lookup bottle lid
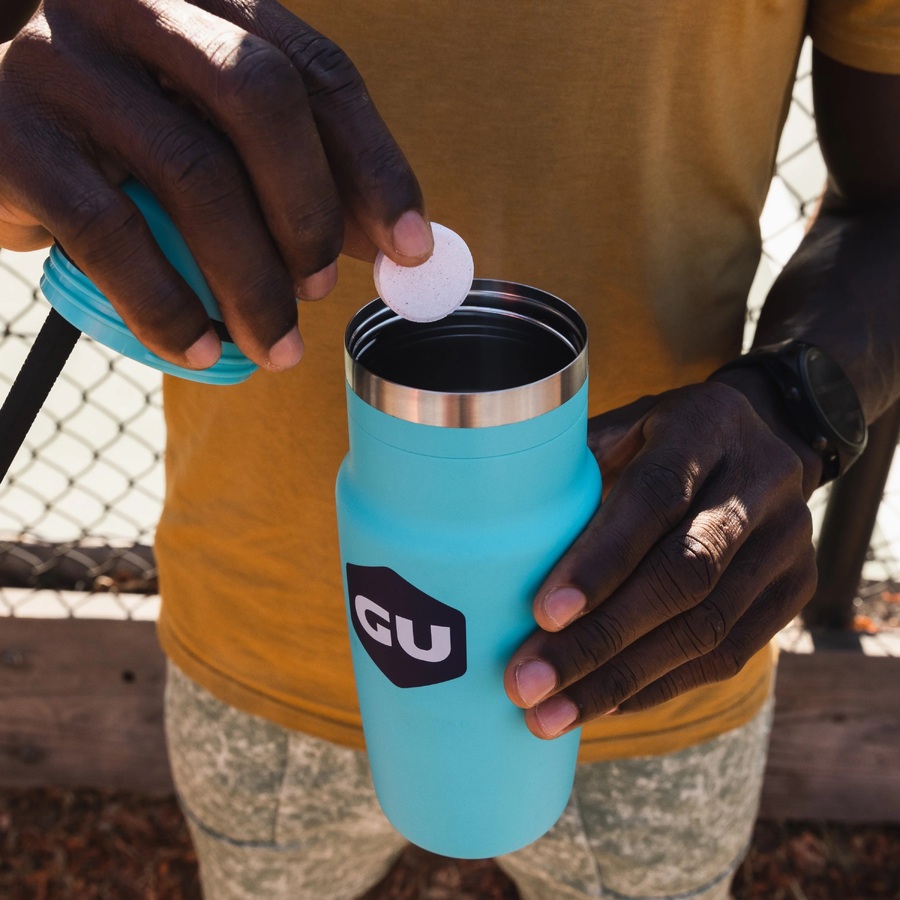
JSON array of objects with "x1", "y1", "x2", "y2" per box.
[
  {"x1": 40, "y1": 179, "x2": 257, "y2": 385},
  {"x1": 373, "y1": 223, "x2": 473, "y2": 323}
]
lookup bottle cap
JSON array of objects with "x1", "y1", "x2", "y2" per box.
[
  {"x1": 373, "y1": 223, "x2": 473, "y2": 323},
  {"x1": 40, "y1": 179, "x2": 258, "y2": 385}
]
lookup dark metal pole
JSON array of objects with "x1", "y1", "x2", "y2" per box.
[
  {"x1": 0, "y1": 309, "x2": 81, "y2": 483},
  {"x1": 804, "y1": 399, "x2": 900, "y2": 630}
]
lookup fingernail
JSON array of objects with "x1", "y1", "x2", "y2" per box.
[
  {"x1": 298, "y1": 262, "x2": 338, "y2": 301},
  {"x1": 184, "y1": 331, "x2": 221, "y2": 369},
  {"x1": 535, "y1": 696, "x2": 579, "y2": 737},
  {"x1": 391, "y1": 210, "x2": 433, "y2": 259},
  {"x1": 266, "y1": 328, "x2": 304, "y2": 370},
  {"x1": 542, "y1": 587, "x2": 586, "y2": 629},
  {"x1": 515, "y1": 659, "x2": 558, "y2": 707}
]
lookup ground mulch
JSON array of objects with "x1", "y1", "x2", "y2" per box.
[{"x1": 1, "y1": 788, "x2": 899, "y2": 899}]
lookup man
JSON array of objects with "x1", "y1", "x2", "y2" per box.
[{"x1": 1, "y1": 1, "x2": 898, "y2": 897}]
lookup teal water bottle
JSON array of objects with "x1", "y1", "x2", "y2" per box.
[{"x1": 336, "y1": 281, "x2": 601, "y2": 858}]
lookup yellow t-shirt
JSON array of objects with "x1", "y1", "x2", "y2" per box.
[{"x1": 155, "y1": 1, "x2": 900, "y2": 761}]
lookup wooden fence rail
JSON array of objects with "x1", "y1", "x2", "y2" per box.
[{"x1": 2, "y1": 615, "x2": 899, "y2": 822}]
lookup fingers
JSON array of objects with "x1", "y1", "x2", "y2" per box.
[
  {"x1": 0, "y1": 25, "x2": 217, "y2": 365},
  {"x1": 40, "y1": 160, "x2": 219, "y2": 368},
  {"x1": 0, "y1": 0, "x2": 432, "y2": 370},
  {"x1": 509, "y1": 527, "x2": 814, "y2": 739},
  {"x1": 505, "y1": 491, "x2": 773, "y2": 712},
  {"x1": 504, "y1": 383, "x2": 818, "y2": 739},
  {"x1": 66, "y1": 54, "x2": 303, "y2": 368},
  {"x1": 617, "y1": 544, "x2": 817, "y2": 713},
  {"x1": 1, "y1": 10, "x2": 302, "y2": 368},
  {"x1": 541, "y1": 489, "x2": 757, "y2": 673},
  {"x1": 198, "y1": 0, "x2": 433, "y2": 266},
  {"x1": 532, "y1": 397, "x2": 727, "y2": 633},
  {"x1": 111, "y1": 3, "x2": 343, "y2": 299}
]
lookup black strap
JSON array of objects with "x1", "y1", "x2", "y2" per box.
[{"x1": 0, "y1": 309, "x2": 81, "y2": 483}]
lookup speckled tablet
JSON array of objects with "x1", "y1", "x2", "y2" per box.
[{"x1": 373, "y1": 223, "x2": 474, "y2": 323}]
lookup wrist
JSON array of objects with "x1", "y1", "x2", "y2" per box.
[{"x1": 709, "y1": 340, "x2": 868, "y2": 494}]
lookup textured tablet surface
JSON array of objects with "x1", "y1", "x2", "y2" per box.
[{"x1": 373, "y1": 223, "x2": 474, "y2": 323}]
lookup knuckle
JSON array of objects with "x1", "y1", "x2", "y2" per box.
[
  {"x1": 151, "y1": 126, "x2": 242, "y2": 202},
  {"x1": 594, "y1": 523, "x2": 640, "y2": 586},
  {"x1": 292, "y1": 34, "x2": 365, "y2": 102},
  {"x1": 600, "y1": 660, "x2": 643, "y2": 705},
  {"x1": 645, "y1": 533, "x2": 721, "y2": 615},
  {"x1": 2, "y1": 26, "x2": 65, "y2": 109},
  {"x1": 632, "y1": 451, "x2": 695, "y2": 528},
  {"x1": 289, "y1": 196, "x2": 344, "y2": 274},
  {"x1": 653, "y1": 678, "x2": 685, "y2": 703},
  {"x1": 762, "y1": 498, "x2": 815, "y2": 574},
  {"x1": 753, "y1": 432, "x2": 806, "y2": 493},
  {"x1": 704, "y1": 642, "x2": 748, "y2": 682},
  {"x1": 230, "y1": 270, "x2": 296, "y2": 331},
  {"x1": 693, "y1": 382, "x2": 745, "y2": 430},
  {"x1": 59, "y1": 191, "x2": 143, "y2": 267},
  {"x1": 662, "y1": 383, "x2": 743, "y2": 445},
  {"x1": 647, "y1": 677, "x2": 681, "y2": 705},
  {"x1": 55, "y1": 192, "x2": 203, "y2": 350},
  {"x1": 666, "y1": 532, "x2": 723, "y2": 599},
  {"x1": 354, "y1": 140, "x2": 417, "y2": 198},
  {"x1": 4, "y1": 22, "x2": 47, "y2": 62},
  {"x1": 246, "y1": 265, "x2": 295, "y2": 307},
  {"x1": 702, "y1": 379, "x2": 741, "y2": 406},
  {"x1": 678, "y1": 600, "x2": 731, "y2": 656},
  {"x1": 120, "y1": 282, "x2": 187, "y2": 340},
  {"x1": 632, "y1": 672, "x2": 687, "y2": 708},
  {"x1": 567, "y1": 614, "x2": 628, "y2": 673},
  {"x1": 218, "y1": 43, "x2": 302, "y2": 120}
]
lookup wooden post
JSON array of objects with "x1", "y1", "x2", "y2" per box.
[
  {"x1": 0, "y1": 615, "x2": 172, "y2": 792},
  {"x1": 805, "y1": 400, "x2": 900, "y2": 630}
]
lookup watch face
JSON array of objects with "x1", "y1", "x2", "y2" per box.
[{"x1": 803, "y1": 348, "x2": 867, "y2": 447}]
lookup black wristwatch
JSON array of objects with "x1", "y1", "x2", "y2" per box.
[{"x1": 711, "y1": 340, "x2": 868, "y2": 486}]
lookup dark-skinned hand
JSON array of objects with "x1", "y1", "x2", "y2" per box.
[
  {"x1": 505, "y1": 371, "x2": 821, "y2": 738},
  {"x1": 0, "y1": 0, "x2": 432, "y2": 371}
]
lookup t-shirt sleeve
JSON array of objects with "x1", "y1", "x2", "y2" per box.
[{"x1": 809, "y1": 0, "x2": 900, "y2": 74}]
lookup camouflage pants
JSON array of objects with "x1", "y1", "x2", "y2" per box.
[{"x1": 165, "y1": 662, "x2": 773, "y2": 900}]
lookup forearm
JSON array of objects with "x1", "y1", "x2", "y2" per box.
[
  {"x1": 753, "y1": 190, "x2": 900, "y2": 423},
  {"x1": 0, "y1": 0, "x2": 39, "y2": 41}
]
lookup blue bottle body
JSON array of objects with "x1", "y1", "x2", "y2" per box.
[{"x1": 336, "y1": 381, "x2": 601, "y2": 858}]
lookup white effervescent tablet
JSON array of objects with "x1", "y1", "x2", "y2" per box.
[{"x1": 373, "y1": 223, "x2": 474, "y2": 323}]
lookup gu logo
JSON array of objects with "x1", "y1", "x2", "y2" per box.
[{"x1": 346, "y1": 564, "x2": 467, "y2": 688}]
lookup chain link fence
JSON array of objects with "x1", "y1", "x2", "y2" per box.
[
  {"x1": 0, "y1": 248, "x2": 163, "y2": 620},
  {"x1": 1, "y1": 42, "x2": 898, "y2": 624}
]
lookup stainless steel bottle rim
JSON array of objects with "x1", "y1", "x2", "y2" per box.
[{"x1": 345, "y1": 279, "x2": 588, "y2": 428}]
